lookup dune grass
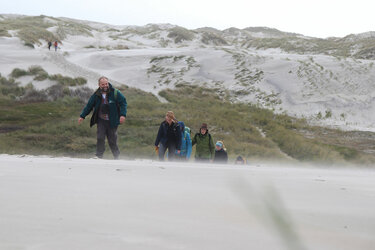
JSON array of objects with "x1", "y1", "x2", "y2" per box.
[
  {"x1": 167, "y1": 27, "x2": 196, "y2": 43},
  {"x1": 0, "y1": 15, "x2": 93, "y2": 46},
  {"x1": 11, "y1": 66, "x2": 87, "y2": 86},
  {"x1": 0, "y1": 69, "x2": 374, "y2": 164}
]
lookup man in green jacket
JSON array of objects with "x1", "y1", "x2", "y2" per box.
[
  {"x1": 78, "y1": 76, "x2": 127, "y2": 159},
  {"x1": 192, "y1": 123, "x2": 215, "y2": 162}
]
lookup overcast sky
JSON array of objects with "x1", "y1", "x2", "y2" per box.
[{"x1": 2, "y1": 0, "x2": 374, "y2": 38}]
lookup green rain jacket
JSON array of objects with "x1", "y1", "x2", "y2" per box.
[
  {"x1": 80, "y1": 83, "x2": 127, "y2": 128},
  {"x1": 192, "y1": 132, "x2": 215, "y2": 160}
]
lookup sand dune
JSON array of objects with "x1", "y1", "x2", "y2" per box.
[{"x1": 2, "y1": 31, "x2": 375, "y2": 131}]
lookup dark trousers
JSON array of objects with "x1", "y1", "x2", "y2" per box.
[
  {"x1": 158, "y1": 143, "x2": 176, "y2": 161},
  {"x1": 96, "y1": 119, "x2": 120, "y2": 159}
]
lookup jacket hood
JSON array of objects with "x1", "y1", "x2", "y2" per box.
[{"x1": 178, "y1": 121, "x2": 185, "y2": 131}]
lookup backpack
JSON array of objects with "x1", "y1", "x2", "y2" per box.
[
  {"x1": 113, "y1": 88, "x2": 121, "y2": 114},
  {"x1": 184, "y1": 126, "x2": 191, "y2": 140},
  {"x1": 114, "y1": 88, "x2": 119, "y2": 101}
]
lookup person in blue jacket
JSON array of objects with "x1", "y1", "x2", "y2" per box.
[
  {"x1": 155, "y1": 111, "x2": 181, "y2": 161},
  {"x1": 78, "y1": 76, "x2": 127, "y2": 159},
  {"x1": 175, "y1": 121, "x2": 192, "y2": 161}
]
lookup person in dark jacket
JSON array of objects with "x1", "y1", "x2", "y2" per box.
[
  {"x1": 155, "y1": 111, "x2": 181, "y2": 161},
  {"x1": 213, "y1": 141, "x2": 228, "y2": 164},
  {"x1": 78, "y1": 76, "x2": 127, "y2": 159},
  {"x1": 192, "y1": 123, "x2": 215, "y2": 162}
]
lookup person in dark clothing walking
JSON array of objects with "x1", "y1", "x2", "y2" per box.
[
  {"x1": 192, "y1": 123, "x2": 215, "y2": 162},
  {"x1": 78, "y1": 76, "x2": 127, "y2": 159},
  {"x1": 155, "y1": 111, "x2": 181, "y2": 161},
  {"x1": 48, "y1": 41, "x2": 52, "y2": 50},
  {"x1": 213, "y1": 141, "x2": 228, "y2": 164}
]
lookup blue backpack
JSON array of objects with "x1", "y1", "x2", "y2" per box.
[{"x1": 184, "y1": 126, "x2": 191, "y2": 140}]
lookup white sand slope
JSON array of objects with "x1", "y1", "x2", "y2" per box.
[
  {"x1": 2, "y1": 14, "x2": 375, "y2": 131},
  {"x1": 0, "y1": 154, "x2": 374, "y2": 250},
  {"x1": 2, "y1": 31, "x2": 375, "y2": 131}
]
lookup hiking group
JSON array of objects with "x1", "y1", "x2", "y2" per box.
[
  {"x1": 78, "y1": 76, "x2": 243, "y2": 164},
  {"x1": 153, "y1": 111, "x2": 228, "y2": 163}
]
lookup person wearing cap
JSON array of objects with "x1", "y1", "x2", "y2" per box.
[
  {"x1": 155, "y1": 111, "x2": 181, "y2": 161},
  {"x1": 213, "y1": 141, "x2": 228, "y2": 164},
  {"x1": 192, "y1": 123, "x2": 215, "y2": 162}
]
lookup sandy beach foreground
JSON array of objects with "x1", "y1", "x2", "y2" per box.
[{"x1": 0, "y1": 154, "x2": 374, "y2": 250}]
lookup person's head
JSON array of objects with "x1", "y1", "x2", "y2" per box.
[
  {"x1": 178, "y1": 121, "x2": 185, "y2": 132},
  {"x1": 200, "y1": 123, "x2": 208, "y2": 135},
  {"x1": 235, "y1": 155, "x2": 245, "y2": 164},
  {"x1": 165, "y1": 111, "x2": 176, "y2": 125},
  {"x1": 215, "y1": 141, "x2": 224, "y2": 151},
  {"x1": 98, "y1": 76, "x2": 109, "y2": 93}
]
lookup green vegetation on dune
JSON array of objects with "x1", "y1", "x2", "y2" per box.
[
  {"x1": 1, "y1": 67, "x2": 375, "y2": 165},
  {"x1": 167, "y1": 27, "x2": 195, "y2": 43},
  {"x1": 201, "y1": 32, "x2": 228, "y2": 46},
  {"x1": 0, "y1": 15, "x2": 59, "y2": 45},
  {"x1": 242, "y1": 36, "x2": 375, "y2": 59},
  {"x1": 10, "y1": 66, "x2": 87, "y2": 87},
  {"x1": 0, "y1": 15, "x2": 93, "y2": 46},
  {"x1": 0, "y1": 28, "x2": 11, "y2": 37},
  {"x1": 1, "y1": 14, "x2": 375, "y2": 60}
]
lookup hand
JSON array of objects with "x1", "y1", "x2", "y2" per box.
[
  {"x1": 155, "y1": 146, "x2": 159, "y2": 152},
  {"x1": 78, "y1": 117, "x2": 84, "y2": 125},
  {"x1": 120, "y1": 116, "x2": 126, "y2": 124}
]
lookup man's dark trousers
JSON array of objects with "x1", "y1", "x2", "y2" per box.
[{"x1": 96, "y1": 118, "x2": 120, "y2": 159}]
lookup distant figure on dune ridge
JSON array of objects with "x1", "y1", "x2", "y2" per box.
[
  {"x1": 155, "y1": 111, "x2": 181, "y2": 161},
  {"x1": 54, "y1": 41, "x2": 58, "y2": 51},
  {"x1": 78, "y1": 76, "x2": 127, "y2": 159}
]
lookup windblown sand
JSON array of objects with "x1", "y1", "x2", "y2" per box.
[{"x1": 0, "y1": 155, "x2": 374, "y2": 250}]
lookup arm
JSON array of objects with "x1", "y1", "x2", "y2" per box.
[
  {"x1": 209, "y1": 134, "x2": 215, "y2": 160},
  {"x1": 155, "y1": 123, "x2": 163, "y2": 147},
  {"x1": 117, "y1": 91, "x2": 127, "y2": 117},
  {"x1": 186, "y1": 133, "x2": 192, "y2": 159},
  {"x1": 78, "y1": 94, "x2": 96, "y2": 123},
  {"x1": 192, "y1": 133, "x2": 197, "y2": 146},
  {"x1": 117, "y1": 91, "x2": 127, "y2": 124}
]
